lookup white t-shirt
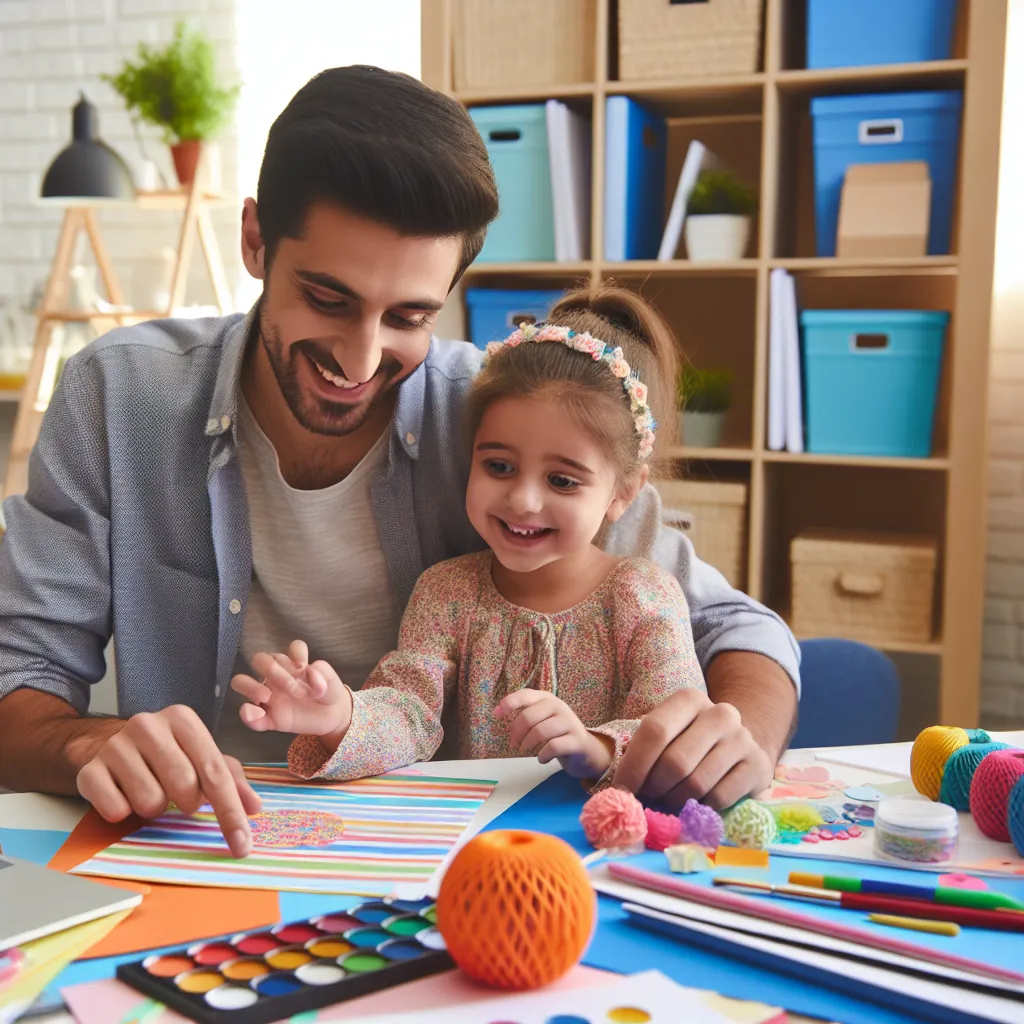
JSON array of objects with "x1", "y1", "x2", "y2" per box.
[{"x1": 215, "y1": 397, "x2": 401, "y2": 762}]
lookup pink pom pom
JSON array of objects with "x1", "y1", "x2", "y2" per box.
[
  {"x1": 580, "y1": 788, "x2": 647, "y2": 851},
  {"x1": 644, "y1": 808, "x2": 682, "y2": 851},
  {"x1": 678, "y1": 798, "x2": 724, "y2": 849}
]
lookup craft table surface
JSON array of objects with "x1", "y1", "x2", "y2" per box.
[{"x1": 3, "y1": 739, "x2": 1023, "y2": 1024}]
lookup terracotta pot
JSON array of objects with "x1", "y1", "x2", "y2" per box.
[{"x1": 170, "y1": 140, "x2": 202, "y2": 186}]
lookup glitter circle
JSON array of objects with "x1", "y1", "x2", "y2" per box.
[{"x1": 248, "y1": 810, "x2": 345, "y2": 848}]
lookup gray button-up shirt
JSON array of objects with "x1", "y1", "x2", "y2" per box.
[{"x1": 0, "y1": 310, "x2": 800, "y2": 731}]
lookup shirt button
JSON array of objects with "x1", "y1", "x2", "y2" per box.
[
  {"x1": 220, "y1": 414, "x2": 231, "y2": 431},
  {"x1": 228, "y1": 598, "x2": 242, "y2": 614},
  {"x1": 205, "y1": 418, "x2": 218, "y2": 434},
  {"x1": 405, "y1": 432, "x2": 416, "y2": 446},
  {"x1": 214, "y1": 684, "x2": 221, "y2": 698}
]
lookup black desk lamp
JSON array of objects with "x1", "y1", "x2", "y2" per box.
[{"x1": 40, "y1": 93, "x2": 135, "y2": 202}]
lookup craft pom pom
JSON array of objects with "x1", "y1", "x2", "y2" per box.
[
  {"x1": 579, "y1": 788, "x2": 647, "y2": 852},
  {"x1": 969, "y1": 749, "x2": 1024, "y2": 842},
  {"x1": 722, "y1": 799, "x2": 778, "y2": 849},
  {"x1": 771, "y1": 803, "x2": 824, "y2": 835},
  {"x1": 436, "y1": 830, "x2": 595, "y2": 990},
  {"x1": 678, "y1": 798, "x2": 724, "y2": 849},
  {"x1": 643, "y1": 808, "x2": 682, "y2": 851}
]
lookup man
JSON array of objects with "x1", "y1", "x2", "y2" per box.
[{"x1": 0, "y1": 67, "x2": 798, "y2": 858}]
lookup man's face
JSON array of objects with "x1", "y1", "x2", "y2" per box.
[{"x1": 252, "y1": 202, "x2": 462, "y2": 436}]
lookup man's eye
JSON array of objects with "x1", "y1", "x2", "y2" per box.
[
  {"x1": 305, "y1": 291, "x2": 346, "y2": 312},
  {"x1": 389, "y1": 313, "x2": 430, "y2": 330}
]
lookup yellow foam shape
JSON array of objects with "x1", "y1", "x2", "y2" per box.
[{"x1": 714, "y1": 846, "x2": 770, "y2": 869}]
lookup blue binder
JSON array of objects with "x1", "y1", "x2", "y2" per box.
[{"x1": 604, "y1": 96, "x2": 667, "y2": 261}]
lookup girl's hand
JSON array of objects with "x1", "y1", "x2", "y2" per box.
[
  {"x1": 230, "y1": 640, "x2": 352, "y2": 742},
  {"x1": 494, "y1": 689, "x2": 614, "y2": 780}
]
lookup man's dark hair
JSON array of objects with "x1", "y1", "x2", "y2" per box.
[{"x1": 257, "y1": 65, "x2": 499, "y2": 283}]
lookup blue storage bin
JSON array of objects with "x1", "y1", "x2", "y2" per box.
[
  {"x1": 807, "y1": 0, "x2": 958, "y2": 69},
  {"x1": 801, "y1": 310, "x2": 949, "y2": 458},
  {"x1": 470, "y1": 105, "x2": 555, "y2": 262},
  {"x1": 465, "y1": 288, "x2": 566, "y2": 349},
  {"x1": 811, "y1": 90, "x2": 962, "y2": 257}
]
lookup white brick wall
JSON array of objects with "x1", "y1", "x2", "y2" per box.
[{"x1": 0, "y1": 0, "x2": 243, "y2": 321}]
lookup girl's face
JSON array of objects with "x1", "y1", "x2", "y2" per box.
[{"x1": 466, "y1": 396, "x2": 641, "y2": 575}]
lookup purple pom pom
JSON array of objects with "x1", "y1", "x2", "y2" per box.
[{"x1": 678, "y1": 798, "x2": 724, "y2": 849}]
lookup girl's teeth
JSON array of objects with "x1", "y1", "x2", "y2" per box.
[{"x1": 507, "y1": 524, "x2": 543, "y2": 536}]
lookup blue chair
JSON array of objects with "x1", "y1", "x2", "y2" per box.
[{"x1": 789, "y1": 638, "x2": 901, "y2": 748}]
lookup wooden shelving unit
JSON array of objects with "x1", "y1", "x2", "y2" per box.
[{"x1": 424, "y1": 0, "x2": 1006, "y2": 725}]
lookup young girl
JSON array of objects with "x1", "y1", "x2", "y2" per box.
[{"x1": 230, "y1": 286, "x2": 706, "y2": 787}]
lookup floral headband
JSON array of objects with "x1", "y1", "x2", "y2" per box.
[{"x1": 484, "y1": 322, "x2": 657, "y2": 461}]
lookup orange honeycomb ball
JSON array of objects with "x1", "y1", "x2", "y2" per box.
[{"x1": 436, "y1": 829, "x2": 596, "y2": 989}]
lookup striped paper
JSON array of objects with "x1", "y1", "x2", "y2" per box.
[{"x1": 70, "y1": 768, "x2": 497, "y2": 897}]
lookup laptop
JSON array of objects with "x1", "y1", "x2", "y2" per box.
[{"x1": 0, "y1": 853, "x2": 142, "y2": 951}]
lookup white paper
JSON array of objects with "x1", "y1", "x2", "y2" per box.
[
  {"x1": 658, "y1": 139, "x2": 711, "y2": 261},
  {"x1": 620, "y1": 904, "x2": 1024, "y2": 1024},
  {"x1": 814, "y1": 742, "x2": 914, "y2": 778},
  {"x1": 342, "y1": 969, "x2": 733, "y2": 1024},
  {"x1": 546, "y1": 101, "x2": 591, "y2": 263},
  {"x1": 767, "y1": 268, "x2": 787, "y2": 450},
  {"x1": 781, "y1": 271, "x2": 803, "y2": 453},
  {"x1": 590, "y1": 867, "x2": 1024, "y2": 997}
]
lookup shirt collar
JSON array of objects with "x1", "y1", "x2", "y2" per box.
[{"x1": 203, "y1": 306, "x2": 431, "y2": 462}]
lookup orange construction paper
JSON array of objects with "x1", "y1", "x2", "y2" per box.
[
  {"x1": 48, "y1": 808, "x2": 279, "y2": 959},
  {"x1": 713, "y1": 846, "x2": 771, "y2": 870}
]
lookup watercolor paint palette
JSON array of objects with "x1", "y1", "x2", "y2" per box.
[{"x1": 115, "y1": 897, "x2": 452, "y2": 1024}]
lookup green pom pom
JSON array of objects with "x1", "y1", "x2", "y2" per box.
[
  {"x1": 771, "y1": 802, "x2": 824, "y2": 834},
  {"x1": 722, "y1": 799, "x2": 777, "y2": 849}
]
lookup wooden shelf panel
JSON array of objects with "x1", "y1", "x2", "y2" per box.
[
  {"x1": 603, "y1": 259, "x2": 759, "y2": 277},
  {"x1": 763, "y1": 451, "x2": 950, "y2": 471},
  {"x1": 463, "y1": 261, "x2": 595, "y2": 277},
  {"x1": 42, "y1": 310, "x2": 169, "y2": 323},
  {"x1": 607, "y1": 75, "x2": 765, "y2": 115},
  {"x1": 771, "y1": 256, "x2": 959, "y2": 276},
  {"x1": 666, "y1": 445, "x2": 755, "y2": 462},
  {"x1": 791, "y1": 626, "x2": 944, "y2": 657},
  {"x1": 775, "y1": 59, "x2": 968, "y2": 95},
  {"x1": 455, "y1": 83, "x2": 596, "y2": 105}
]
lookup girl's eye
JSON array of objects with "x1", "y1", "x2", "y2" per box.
[
  {"x1": 549, "y1": 474, "x2": 580, "y2": 492},
  {"x1": 484, "y1": 459, "x2": 514, "y2": 476}
]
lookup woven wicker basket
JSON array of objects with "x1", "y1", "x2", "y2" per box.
[
  {"x1": 453, "y1": 0, "x2": 595, "y2": 92},
  {"x1": 618, "y1": 0, "x2": 764, "y2": 81},
  {"x1": 656, "y1": 478, "x2": 748, "y2": 588},
  {"x1": 790, "y1": 530, "x2": 938, "y2": 645}
]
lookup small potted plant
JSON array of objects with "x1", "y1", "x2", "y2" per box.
[
  {"x1": 685, "y1": 169, "x2": 757, "y2": 262},
  {"x1": 678, "y1": 365, "x2": 733, "y2": 448},
  {"x1": 103, "y1": 21, "x2": 239, "y2": 187}
]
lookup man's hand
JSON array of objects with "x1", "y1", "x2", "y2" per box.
[
  {"x1": 612, "y1": 689, "x2": 773, "y2": 809},
  {"x1": 494, "y1": 689, "x2": 613, "y2": 780},
  {"x1": 75, "y1": 704, "x2": 262, "y2": 858},
  {"x1": 230, "y1": 640, "x2": 353, "y2": 743}
]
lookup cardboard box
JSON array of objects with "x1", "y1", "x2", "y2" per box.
[{"x1": 836, "y1": 161, "x2": 931, "y2": 258}]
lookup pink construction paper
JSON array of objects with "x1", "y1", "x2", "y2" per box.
[{"x1": 61, "y1": 966, "x2": 615, "y2": 1024}]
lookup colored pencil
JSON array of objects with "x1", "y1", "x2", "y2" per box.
[
  {"x1": 606, "y1": 862, "x2": 1024, "y2": 985},
  {"x1": 868, "y1": 914, "x2": 961, "y2": 937},
  {"x1": 714, "y1": 877, "x2": 1024, "y2": 932},
  {"x1": 790, "y1": 870, "x2": 1024, "y2": 912}
]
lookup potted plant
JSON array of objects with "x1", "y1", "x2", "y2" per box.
[
  {"x1": 685, "y1": 169, "x2": 757, "y2": 261},
  {"x1": 677, "y1": 365, "x2": 733, "y2": 448},
  {"x1": 103, "y1": 22, "x2": 239, "y2": 187}
]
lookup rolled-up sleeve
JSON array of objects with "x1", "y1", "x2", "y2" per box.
[{"x1": 0, "y1": 355, "x2": 112, "y2": 711}]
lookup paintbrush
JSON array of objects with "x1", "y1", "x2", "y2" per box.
[{"x1": 712, "y1": 877, "x2": 1024, "y2": 932}]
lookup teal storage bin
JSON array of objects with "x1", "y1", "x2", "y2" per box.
[
  {"x1": 811, "y1": 90, "x2": 962, "y2": 256},
  {"x1": 801, "y1": 310, "x2": 949, "y2": 458},
  {"x1": 807, "y1": 0, "x2": 958, "y2": 69},
  {"x1": 470, "y1": 105, "x2": 554, "y2": 262},
  {"x1": 465, "y1": 288, "x2": 565, "y2": 349}
]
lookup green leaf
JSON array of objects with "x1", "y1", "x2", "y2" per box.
[
  {"x1": 686, "y1": 168, "x2": 758, "y2": 217},
  {"x1": 677, "y1": 364, "x2": 733, "y2": 412},
  {"x1": 101, "y1": 21, "x2": 239, "y2": 143}
]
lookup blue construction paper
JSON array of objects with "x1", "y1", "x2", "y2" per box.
[
  {"x1": 483, "y1": 771, "x2": 1024, "y2": 1024},
  {"x1": 0, "y1": 826, "x2": 70, "y2": 865}
]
